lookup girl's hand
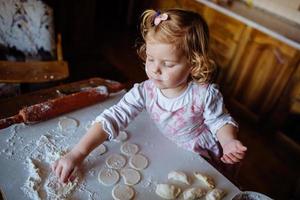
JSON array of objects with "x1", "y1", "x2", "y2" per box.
[
  {"x1": 220, "y1": 139, "x2": 247, "y2": 164},
  {"x1": 52, "y1": 149, "x2": 85, "y2": 183}
]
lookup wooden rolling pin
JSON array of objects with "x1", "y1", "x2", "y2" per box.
[{"x1": 0, "y1": 84, "x2": 124, "y2": 130}]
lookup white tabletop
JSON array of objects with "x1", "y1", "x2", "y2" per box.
[{"x1": 0, "y1": 92, "x2": 240, "y2": 199}]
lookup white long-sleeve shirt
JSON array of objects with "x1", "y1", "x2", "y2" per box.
[{"x1": 94, "y1": 80, "x2": 238, "y2": 155}]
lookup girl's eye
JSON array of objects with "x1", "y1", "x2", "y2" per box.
[
  {"x1": 164, "y1": 63, "x2": 175, "y2": 68},
  {"x1": 147, "y1": 58, "x2": 154, "y2": 62}
]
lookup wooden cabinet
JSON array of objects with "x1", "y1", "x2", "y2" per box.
[
  {"x1": 228, "y1": 29, "x2": 300, "y2": 120},
  {"x1": 151, "y1": 0, "x2": 180, "y2": 9},
  {"x1": 149, "y1": 0, "x2": 300, "y2": 123}
]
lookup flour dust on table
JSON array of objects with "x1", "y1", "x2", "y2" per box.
[{"x1": 21, "y1": 135, "x2": 81, "y2": 200}]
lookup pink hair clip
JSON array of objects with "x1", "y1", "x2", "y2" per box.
[{"x1": 154, "y1": 13, "x2": 168, "y2": 26}]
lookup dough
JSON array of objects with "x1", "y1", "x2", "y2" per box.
[
  {"x1": 155, "y1": 183, "x2": 181, "y2": 199},
  {"x1": 58, "y1": 117, "x2": 78, "y2": 132},
  {"x1": 120, "y1": 142, "x2": 139, "y2": 156},
  {"x1": 114, "y1": 131, "x2": 128, "y2": 142},
  {"x1": 106, "y1": 154, "x2": 126, "y2": 169},
  {"x1": 168, "y1": 171, "x2": 190, "y2": 185},
  {"x1": 98, "y1": 168, "x2": 120, "y2": 186},
  {"x1": 94, "y1": 144, "x2": 107, "y2": 155},
  {"x1": 194, "y1": 172, "x2": 215, "y2": 189},
  {"x1": 206, "y1": 188, "x2": 226, "y2": 200},
  {"x1": 120, "y1": 168, "x2": 141, "y2": 185},
  {"x1": 183, "y1": 187, "x2": 206, "y2": 200},
  {"x1": 129, "y1": 154, "x2": 148, "y2": 170},
  {"x1": 112, "y1": 184, "x2": 135, "y2": 200}
]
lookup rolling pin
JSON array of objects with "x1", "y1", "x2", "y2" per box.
[{"x1": 0, "y1": 85, "x2": 122, "y2": 130}]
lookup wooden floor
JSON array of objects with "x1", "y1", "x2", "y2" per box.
[{"x1": 84, "y1": 29, "x2": 300, "y2": 200}]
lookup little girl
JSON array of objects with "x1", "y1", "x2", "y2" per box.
[{"x1": 53, "y1": 8, "x2": 247, "y2": 183}]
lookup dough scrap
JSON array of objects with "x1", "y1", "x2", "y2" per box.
[
  {"x1": 194, "y1": 172, "x2": 215, "y2": 189},
  {"x1": 183, "y1": 187, "x2": 206, "y2": 200},
  {"x1": 114, "y1": 131, "x2": 128, "y2": 142},
  {"x1": 120, "y1": 142, "x2": 139, "y2": 156},
  {"x1": 95, "y1": 144, "x2": 107, "y2": 155},
  {"x1": 98, "y1": 168, "x2": 120, "y2": 186},
  {"x1": 106, "y1": 154, "x2": 126, "y2": 169},
  {"x1": 112, "y1": 184, "x2": 135, "y2": 200},
  {"x1": 168, "y1": 171, "x2": 190, "y2": 185},
  {"x1": 120, "y1": 168, "x2": 141, "y2": 186},
  {"x1": 129, "y1": 154, "x2": 148, "y2": 170},
  {"x1": 206, "y1": 188, "x2": 226, "y2": 200},
  {"x1": 155, "y1": 183, "x2": 181, "y2": 199},
  {"x1": 58, "y1": 117, "x2": 78, "y2": 132}
]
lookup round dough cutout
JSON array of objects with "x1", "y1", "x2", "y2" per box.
[
  {"x1": 98, "y1": 168, "x2": 120, "y2": 186},
  {"x1": 112, "y1": 184, "x2": 135, "y2": 200},
  {"x1": 120, "y1": 168, "x2": 141, "y2": 185},
  {"x1": 114, "y1": 131, "x2": 128, "y2": 142},
  {"x1": 120, "y1": 142, "x2": 139, "y2": 156},
  {"x1": 129, "y1": 154, "x2": 148, "y2": 170},
  {"x1": 106, "y1": 154, "x2": 126, "y2": 169}
]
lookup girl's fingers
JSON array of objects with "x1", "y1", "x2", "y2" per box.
[
  {"x1": 221, "y1": 157, "x2": 226, "y2": 163},
  {"x1": 227, "y1": 153, "x2": 240, "y2": 163},
  {"x1": 232, "y1": 151, "x2": 245, "y2": 160},
  {"x1": 237, "y1": 143, "x2": 247, "y2": 152},
  {"x1": 223, "y1": 154, "x2": 234, "y2": 164},
  {"x1": 61, "y1": 167, "x2": 72, "y2": 183},
  {"x1": 68, "y1": 167, "x2": 77, "y2": 182},
  {"x1": 55, "y1": 165, "x2": 63, "y2": 179},
  {"x1": 52, "y1": 161, "x2": 58, "y2": 172}
]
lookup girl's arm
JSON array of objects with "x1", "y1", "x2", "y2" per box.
[
  {"x1": 216, "y1": 124, "x2": 247, "y2": 164},
  {"x1": 52, "y1": 122, "x2": 108, "y2": 183},
  {"x1": 216, "y1": 124, "x2": 237, "y2": 147}
]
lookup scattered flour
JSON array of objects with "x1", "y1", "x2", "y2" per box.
[
  {"x1": 22, "y1": 158, "x2": 42, "y2": 200},
  {"x1": 22, "y1": 135, "x2": 80, "y2": 200}
]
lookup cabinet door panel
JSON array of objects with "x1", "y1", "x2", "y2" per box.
[{"x1": 231, "y1": 30, "x2": 298, "y2": 118}]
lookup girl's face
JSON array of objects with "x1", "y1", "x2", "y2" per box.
[{"x1": 145, "y1": 41, "x2": 191, "y2": 97}]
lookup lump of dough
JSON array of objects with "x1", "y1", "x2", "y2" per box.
[
  {"x1": 167, "y1": 171, "x2": 190, "y2": 185},
  {"x1": 120, "y1": 142, "x2": 139, "y2": 156},
  {"x1": 206, "y1": 188, "x2": 226, "y2": 200},
  {"x1": 183, "y1": 187, "x2": 206, "y2": 200},
  {"x1": 120, "y1": 168, "x2": 141, "y2": 186},
  {"x1": 155, "y1": 183, "x2": 181, "y2": 199},
  {"x1": 98, "y1": 168, "x2": 120, "y2": 186},
  {"x1": 194, "y1": 172, "x2": 215, "y2": 189},
  {"x1": 112, "y1": 184, "x2": 135, "y2": 200}
]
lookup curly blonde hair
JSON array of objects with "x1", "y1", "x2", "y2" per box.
[{"x1": 137, "y1": 9, "x2": 215, "y2": 84}]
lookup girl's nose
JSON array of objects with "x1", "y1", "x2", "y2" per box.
[{"x1": 152, "y1": 62, "x2": 161, "y2": 74}]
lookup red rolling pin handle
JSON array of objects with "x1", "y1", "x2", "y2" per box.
[{"x1": 0, "y1": 114, "x2": 24, "y2": 129}]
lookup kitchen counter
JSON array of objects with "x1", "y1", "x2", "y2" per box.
[{"x1": 196, "y1": 0, "x2": 300, "y2": 50}]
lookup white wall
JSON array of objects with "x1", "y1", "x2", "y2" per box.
[{"x1": 241, "y1": 0, "x2": 300, "y2": 25}]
